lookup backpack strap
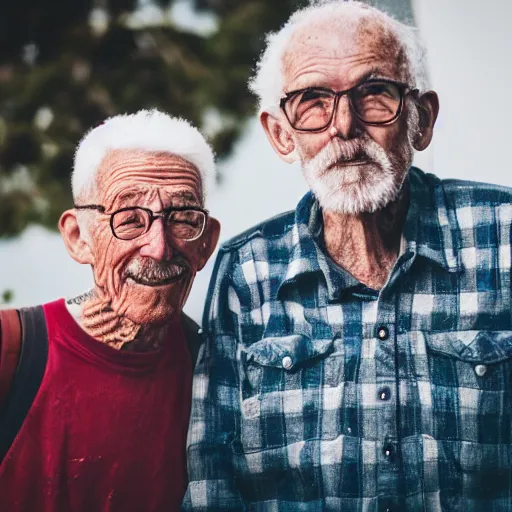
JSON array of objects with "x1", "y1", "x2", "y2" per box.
[
  {"x1": 0, "y1": 309, "x2": 22, "y2": 406},
  {"x1": 181, "y1": 312, "x2": 202, "y2": 367},
  {"x1": 0, "y1": 306, "x2": 49, "y2": 463}
]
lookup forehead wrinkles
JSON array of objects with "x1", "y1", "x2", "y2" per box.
[
  {"x1": 283, "y1": 14, "x2": 409, "y2": 85},
  {"x1": 98, "y1": 150, "x2": 198, "y2": 185},
  {"x1": 96, "y1": 149, "x2": 202, "y2": 205}
]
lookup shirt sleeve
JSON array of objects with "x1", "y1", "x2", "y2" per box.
[{"x1": 182, "y1": 247, "x2": 245, "y2": 511}]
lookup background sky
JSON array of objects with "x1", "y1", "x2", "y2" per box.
[{"x1": 1, "y1": 0, "x2": 511, "y2": 322}]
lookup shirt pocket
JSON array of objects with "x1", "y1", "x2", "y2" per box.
[
  {"x1": 414, "y1": 330, "x2": 512, "y2": 384},
  {"x1": 411, "y1": 329, "x2": 512, "y2": 444},
  {"x1": 236, "y1": 334, "x2": 335, "y2": 453},
  {"x1": 423, "y1": 330, "x2": 512, "y2": 364}
]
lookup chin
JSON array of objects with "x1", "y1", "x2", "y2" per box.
[
  {"x1": 301, "y1": 134, "x2": 413, "y2": 215},
  {"x1": 122, "y1": 281, "x2": 186, "y2": 325},
  {"x1": 308, "y1": 163, "x2": 403, "y2": 214},
  {"x1": 325, "y1": 161, "x2": 373, "y2": 183}
]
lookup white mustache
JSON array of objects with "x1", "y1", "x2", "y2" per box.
[
  {"x1": 308, "y1": 137, "x2": 372, "y2": 174},
  {"x1": 329, "y1": 138, "x2": 366, "y2": 161},
  {"x1": 125, "y1": 258, "x2": 188, "y2": 282}
]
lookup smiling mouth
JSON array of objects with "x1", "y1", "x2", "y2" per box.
[{"x1": 126, "y1": 267, "x2": 188, "y2": 287}]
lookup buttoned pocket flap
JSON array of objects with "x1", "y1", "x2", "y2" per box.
[
  {"x1": 244, "y1": 334, "x2": 333, "y2": 370},
  {"x1": 424, "y1": 330, "x2": 512, "y2": 363}
]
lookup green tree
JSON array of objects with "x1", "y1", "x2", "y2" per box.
[
  {"x1": 0, "y1": 0, "x2": 414, "y2": 238},
  {"x1": 0, "y1": 0, "x2": 305, "y2": 237},
  {"x1": 0, "y1": 289, "x2": 14, "y2": 305}
]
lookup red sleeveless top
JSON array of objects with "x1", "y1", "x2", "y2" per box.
[{"x1": 0, "y1": 299, "x2": 192, "y2": 512}]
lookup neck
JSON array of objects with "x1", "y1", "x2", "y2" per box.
[
  {"x1": 321, "y1": 182, "x2": 409, "y2": 290},
  {"x1": 66, "y1": 289, "x2": 170, "y2": 352}
]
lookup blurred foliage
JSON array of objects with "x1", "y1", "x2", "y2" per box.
[
  {"x1": 1, "y1": 289, "x2": 14, "y2": 304},
  {"x1": 0, "y1": 0, "x2": 306, "y2": 237}
]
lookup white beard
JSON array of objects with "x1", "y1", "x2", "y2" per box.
[{"x1": 299, "y1": 122, "x2": 416, "y2": 215}]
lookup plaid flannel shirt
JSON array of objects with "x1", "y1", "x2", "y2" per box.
[{"x1": 183, "y1": 167, "x2": 512, "y2": 512}]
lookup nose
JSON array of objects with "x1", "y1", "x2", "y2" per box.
[
  {"x1": 138, "y1": 217, "x2": 174, "y2": 261},
  {"x1": 329, "y1": 94, "x2": 362, "y2": 140}
]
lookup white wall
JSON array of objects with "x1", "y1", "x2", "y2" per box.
[
  {"x1": 2, "y1": 0, "x2": 511, "y2": 322},
  {"x1": 412, "y1": 0, "x2": 512, "y2": 184}
]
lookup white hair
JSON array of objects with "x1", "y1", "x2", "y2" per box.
[
  {"x1": 249, "y1": 0, "x2": 429, "y2": 112},
  {"x1": 72, "y1": 108, "x2": 215, "y2": 204}
]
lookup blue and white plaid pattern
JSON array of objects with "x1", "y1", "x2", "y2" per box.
[{"x1": 183, "y1": 168, "x2": 512, "y2": 511}]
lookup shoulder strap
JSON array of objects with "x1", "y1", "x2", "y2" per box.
[
  {"x1": 0, "y1": 309, "x2": 22, "y2": 406},
  {"x1": 0, "y1": 305, "x2": 49, "y2": 463},
  {"x1": 181, "y1": 312, "x2": 202, "y2": 367}
]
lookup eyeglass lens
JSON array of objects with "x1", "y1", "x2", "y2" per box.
[
  {"x1": 284, "y1": 81, "x2": 403, "y2": 130},
  {"x1": 111, "y1": 208, "x2": 206, "y2": 241}
]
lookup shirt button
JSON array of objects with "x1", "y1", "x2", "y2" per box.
[
  {"x1": 378, "y1": 387, "x2": 391, "y2": 401},
  {"x1": 378, "y1": 497, "x2": 395, "y2": 512},
  {"x1": 377, "y1": 326, "x2": 389, "y2": 340},
  {"x1": 383, "y1": 443, "x2": 395, "y2": 459},
  {"x1": 282, "y1": 356, "x2": 293, "y2": 370},
  {"x1": 474, "y1": 364, "x2": 487, "y2": 377}
]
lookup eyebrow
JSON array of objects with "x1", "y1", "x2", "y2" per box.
[
  {"x1": 285, "y1": 69, "x2": 397, "y2": 95},
  {"x1": 115, "y1": 190, "x2": 146, "y2": 204},
  {"x1": 167, "y1": 190, "x2": 200, "y2": 205},
  {"x1": 360, "y1": 69, "x2": 397, "y2": 83},
  {"x1": 111, "y1": 189, "x2": 201, "y2": 212}
]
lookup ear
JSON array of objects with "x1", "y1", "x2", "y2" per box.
[
  {"x1": 58, "y1": 210, "x2": 94, "y2": 265},
  {"x1": 260, "y1": 111, "x2": 297, "y2": 163},
  {"x1": 412, "y1": 90, "x2": 439, "y2": 151},
  {"x1": 196, "y1": 217, "x2": 220, "y2": 271}
]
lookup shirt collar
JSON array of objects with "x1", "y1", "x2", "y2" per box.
[
  {"x1": 276, "y1": 191, "x2": 325, "y2": 292},
  {"x1": 276, "y1": 190, "x2": 361, "y2": 300},
  {"x1": 403, "y1": 167, "x2": 462, "y2": 272},
  {"x1": 276, "y1": 167, "x2": 462, "y2": 300}
]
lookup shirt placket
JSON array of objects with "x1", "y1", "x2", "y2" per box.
[{"x1": 364, "y1": 288, "x2": 402, "y2": 512}]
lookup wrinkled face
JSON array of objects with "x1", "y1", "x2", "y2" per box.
[
  {"x1": 87, "y1": 149, "x2": 207, "y2": 325},
  {"x1": 282, "y1": 15, "x2": 418, "y2": 214}
]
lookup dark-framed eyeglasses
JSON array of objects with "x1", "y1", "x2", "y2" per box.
[
  {"x1": 74, "y1": 204, "x2": 209, "y2": 241},
  {"x1": 279, "y1": 78, "x2": 418, "y2": 132}
]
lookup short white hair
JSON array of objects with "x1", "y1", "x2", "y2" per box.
[
  {"x1": 249, "y1": 0, "x2": 429, "y2": 112},
  {"x1": 72, "y1": 108, "x2": 215, "y2": 204}
]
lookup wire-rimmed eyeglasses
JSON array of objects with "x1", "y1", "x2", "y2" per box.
[{"x1": 74, "y1": 204, "x2": 209, "y2": 241}]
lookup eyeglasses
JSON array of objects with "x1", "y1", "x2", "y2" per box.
[
  {"x1": 74, "y1": 204, "x2": 209, "y2": 241},
  {"x1": 280, "y1": 78, "x2": 418, "y2": 132}
]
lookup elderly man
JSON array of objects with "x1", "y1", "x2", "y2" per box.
[
  {"x1": 0, "y1": 109, "x2": 220, "y2": 511},
  {"x1": 184, "y1": 1, "x2": 512, "y2": 511}
]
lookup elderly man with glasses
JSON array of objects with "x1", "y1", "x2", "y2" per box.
[
  {"x1": 184, "y1": 1, "x2": 512, "y2": 511},
  {"x1": 0, "y1": 109, "x2": 220, "y2": 511}
]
